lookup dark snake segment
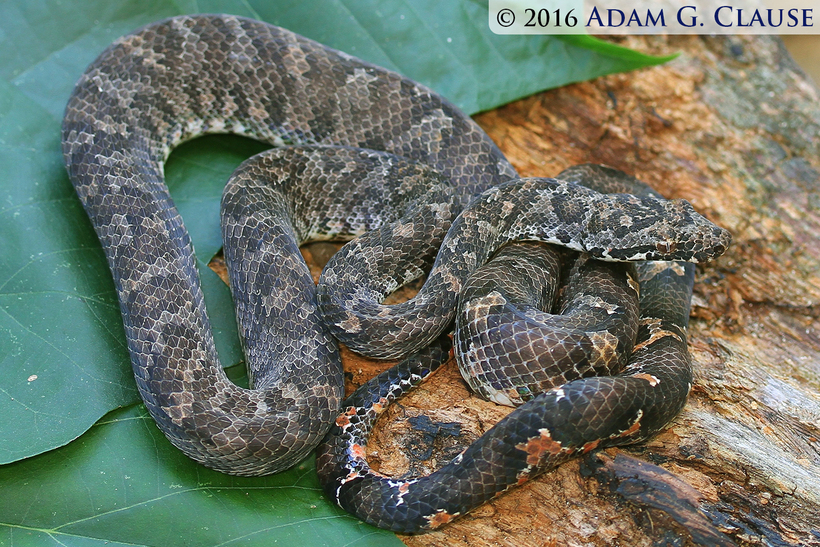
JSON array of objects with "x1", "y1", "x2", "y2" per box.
[
  {"x1": 456, "y1": 243, "x2": 640, "y2": 407},
  {"x1": 315, "y1": 170, "x2": 702, "y2": 533},
  {"x1": 317, "y1": 175, "x2": 728, "y2": 359},
  {"x1": 61, "y1": 14, "x2": 512, "y2": 475},
  {"x1": 453, "y1": 164, "x2": 693, "y2": 408}
]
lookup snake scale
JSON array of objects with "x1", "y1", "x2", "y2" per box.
[{"x1": 62, "y1": 14, "x2": 730, "y2": 532}]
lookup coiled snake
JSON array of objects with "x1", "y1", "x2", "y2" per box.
[{"x1": 62, "y1": 15, "x2": 730, "y2": 531}]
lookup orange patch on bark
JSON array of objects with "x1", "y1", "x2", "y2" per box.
[
  {"x1": 515, "y1": 428, "x2": 564, "y2": 466},
  {"x1": 582, "y1": 439, "x2": 601, "y2": 453},
  {"x1": 349, "y1": 443, "x2": 366, "y2": 461},
  {"x1": 335, "y1": 406, "x2": 357, "y2": 427},
  {"x1": 427, "y1": 511, "x2": 457, "y2": 529},
  {"x1": 632, "y1": 372, "x2": 660, "y2": 386},
  {"x1": 620, "y1": 417, "x2": 643, "y2": 437}
]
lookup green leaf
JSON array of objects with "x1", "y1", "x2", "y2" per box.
[
  {"x1": 557, "y1": 34, "x2": 678, "y2": 65},
  {"x1": 0, "y1": 405, "x2": 398, "y2": 547},
  {"x1": 0, "y1": 80, "x2": 136, "y2": 464}
]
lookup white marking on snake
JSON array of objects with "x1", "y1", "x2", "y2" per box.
[
  {"x1": 339, "y1": 314, "x2": 362, "y2": 333},
  {"x1": 628, "y1": 280, "x2": 641, "y2": 298},
  {"x1": 631, "y1": 373, "x2": 661, "y2": 386},
  {"x1": 575, "y1": 294, "x2": 620, "y2": 315},
  {"x1": 589, "y1": 331, "x2": 620, "y2": 362},
  {"x1": 632, "y1": 318, "x2": 682, "y2": 352}
]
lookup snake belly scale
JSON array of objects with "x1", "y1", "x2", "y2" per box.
[{"x1": 62, "y1": 14, "x2": 731, "y2": 530}]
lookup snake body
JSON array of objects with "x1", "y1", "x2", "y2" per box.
[
  {"x1": 455, "y1": 242, "x2": 640, "y2": 407},
  {"x1": 62, "y1": 14, "x2": 730, "y2": 529},
  {"x1": 62, "y1": 14, "x2": 510, "y2": 475},
  {"x1": 317, "y1": 173, "x2": 727, "y2": 359},
  {"x1": 315, "y1": 167, "x2": 715, "y2": 532},
  {"x1": 316, "y1": 259, "x2": 696, "y2": 533}
]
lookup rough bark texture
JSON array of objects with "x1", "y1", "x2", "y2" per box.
[{"x1": 246, "y1": 34, "x2": 820, "y2": 546}]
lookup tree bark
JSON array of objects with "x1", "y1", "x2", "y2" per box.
[{"x1": 303, "y1": 34, "x2": 820, "y2": 546}]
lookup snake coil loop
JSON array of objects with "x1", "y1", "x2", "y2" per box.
[{"x1": 62, "y1": 14, "x2": 730, "y2": 531}]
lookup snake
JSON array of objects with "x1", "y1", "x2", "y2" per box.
[
  {"x1": 455, "y1": 241, "x2": 640, "y2": 407},
  {"x1": 61, "y1": 13, "x2": 730, "y2": 529},
  {"x1": 61, "y1": 14, "x2": 510, "y2": 475},
  {"x1": 315, "y1": 164, "x2": 726, "y2": 531}
]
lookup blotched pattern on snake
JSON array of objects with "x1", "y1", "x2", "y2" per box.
[{"x1": 62, "y1": 14, "x2": 730, "y2": 531}]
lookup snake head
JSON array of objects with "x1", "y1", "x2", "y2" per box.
[{"x1": 584, "y1": 195, "x2": 732, "y2": 263}]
